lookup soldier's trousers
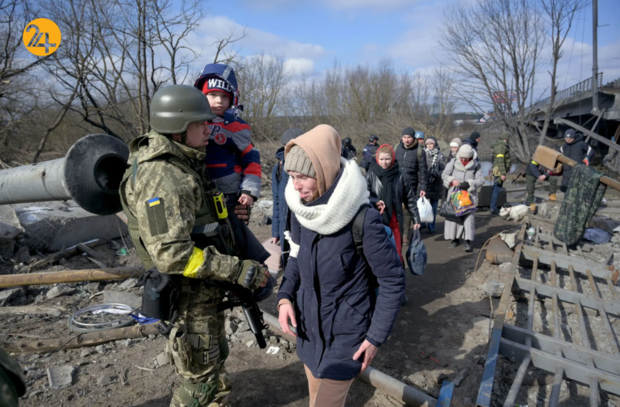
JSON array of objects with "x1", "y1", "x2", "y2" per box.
[
  {"x1": 169, "y1": 280, "x2": 230, "y2": 407},
  {"x1": 548, "y1": 176, "x2": 558, "y2": 195},
  {"x1": 525, "y1": 174, "x2": 537, "y2": 205}
]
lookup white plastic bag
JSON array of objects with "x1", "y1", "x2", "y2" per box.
[{"x1": 417, "y1": 196, "x2": 434, "y2": 223}]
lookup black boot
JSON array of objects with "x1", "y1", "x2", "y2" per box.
[
  {"x1": 449, "y1": 239, "x2": 459, "y2": 248},
  {"x1": 464, "y1": 240, "x2": 473, "y2": 252}
]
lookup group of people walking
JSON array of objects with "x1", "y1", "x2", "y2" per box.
[{"x1": 97, "y1": 56, "x2": 597, "y2": 407}]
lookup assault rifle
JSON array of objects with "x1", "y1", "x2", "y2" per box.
[
  {"x1": 208, "y1": 267, "x2": 268, "y2": 349},
  {"x1": 192, "y1": 223, "x2": 269, "y2": 349}
]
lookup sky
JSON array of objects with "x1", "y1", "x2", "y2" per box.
[{"x1": 187, "y1": 0, "x2": 620, "y2": 105}]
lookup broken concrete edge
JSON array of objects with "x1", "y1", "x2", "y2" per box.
[{"x1": 260, "y1": 310, "x2": 438, "y2": 407}]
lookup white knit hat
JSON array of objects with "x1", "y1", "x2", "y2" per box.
[{"x1": 457, "y1": 144, "x2": 474, "y2": 159}]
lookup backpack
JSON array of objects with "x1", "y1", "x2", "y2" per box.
[{"x1": 352, "y1": 204, "x2": 398, "y2": 288}]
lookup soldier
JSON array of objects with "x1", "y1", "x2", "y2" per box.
[
  {"x1": 120, "y1": 85, "x2": 270, "y2": 407},
  {"x1": 490, "y1": 131, "x2": 511, "y2": 215},
  {"x1": 360, "y1": 134, "x2": 380, "y2": 171},
  {"x1": 0, "y1": 347, "x2": 26, "y2": 407}
]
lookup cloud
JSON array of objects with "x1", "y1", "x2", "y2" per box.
[
  {"x1": 240, "y1": 0, "x2": 424, "y2": 11},
  {"x1": 284, "y1": 58, "x2": 315, "y2": 75},
  {"x1": 191, "y1": 16, "x2": 328, "y2": 61}
]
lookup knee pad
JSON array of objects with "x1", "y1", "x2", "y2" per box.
[{"x1": 172, "y1": 379, "x2": 218, "y2": 407}]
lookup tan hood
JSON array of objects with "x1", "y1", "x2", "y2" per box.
[{"x1": 284, "y1": 124, "x2": 341, "y2": 196}]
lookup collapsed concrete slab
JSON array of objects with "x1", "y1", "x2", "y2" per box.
[
  {"x1": 0, "y1": 205, "x2": 23, "y2": 259},
  {"x1": 11, "y1": 201, "x2": 128, "y2": 252}
]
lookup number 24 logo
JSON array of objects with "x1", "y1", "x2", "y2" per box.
[
  {"x1": 22, "y1": 19, "x2": 61, "y2": 56},
  {"x1": 26, "y1": 25, "x2": 56, "y2": 54}
]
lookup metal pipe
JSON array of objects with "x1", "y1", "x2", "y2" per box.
[
  {"x1": 0, "y1": 267, "x2": 144, "y2": 289},
  {"x1": 260, "y1": 311, "x2": 437, "y2": 407},
  {"x1": 0, "y1": 134, "x2": 128, "y2": 215}
]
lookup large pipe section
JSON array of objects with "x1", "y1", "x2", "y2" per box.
[
  {"x1": 0, "y1": 134, "x2": 128, "y2": 215},
  {"x1": 261, "y1": 311, "x2": 437, "y2": 407}
]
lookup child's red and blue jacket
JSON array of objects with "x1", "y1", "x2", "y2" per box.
[{"x1": 205, "y1": 112, "x2": 262, "y2": 199}]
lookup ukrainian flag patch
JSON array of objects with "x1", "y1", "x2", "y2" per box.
[{"x1": 148, "y1": 197, "x2": 161, "y2": 207}]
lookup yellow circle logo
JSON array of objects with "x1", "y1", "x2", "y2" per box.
[{"x1": 23, "y1": 18, "x2": 61, "y2": 56}]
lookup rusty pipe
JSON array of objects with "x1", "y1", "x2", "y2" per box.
[
  {"x1": 261, "y1": 311, "x2": 437, "y2": 407},
  {"x1": 0, "y1": 267, "x2": 144, "y2": 289}
]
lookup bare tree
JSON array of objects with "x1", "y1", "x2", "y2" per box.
[
  {"x1": 45, "y1": 0, "x2": 243, "y2": 144},
  {"x1": 439, "y1": 0, "x2": 545, "y2": 161},
  {"x1": 538, "y1": 0, "x2": 585, "y2": 144},
  {"x1": 0, "y1": 0, "x2": 48, "y2": 145}
]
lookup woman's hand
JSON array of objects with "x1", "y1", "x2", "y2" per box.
[
  {"x1": 270, "y1": 237, "x2": 280, "y2": 244},
  {"x1": 352, "y1": 340, "x2": 378, "y2": 372},
  {"x1": 376, "y1": 200, "x2": 386, "y2": 214},
  {"x1": 451, "y1": 180, "x2": 460, "y2": 187},
  {"x1": 413, "y1": 223, "x2": 421, "y2": 230},
  {"x1": 278, "y1": 302, "x2": 297, "y2": 337}
]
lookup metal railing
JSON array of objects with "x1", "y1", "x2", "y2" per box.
[{"x1": 531, "y1": 72, "x2": 604, "y2": 110}]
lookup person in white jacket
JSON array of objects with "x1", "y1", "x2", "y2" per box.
[{"x1": 442, "y1": 144, "x2": 485, "y2": 252}]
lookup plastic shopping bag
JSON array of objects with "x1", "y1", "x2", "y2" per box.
[
  {"x1": 450, "y1": 190, "x2": 476, "y2": 217},
  {"x1": 417, "y1": 196, "x2": 434, "y2": 223}
]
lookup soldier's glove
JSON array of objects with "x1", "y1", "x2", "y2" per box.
[
  {"x1": 236, "y1": 260, "x2": 268, "y2": 290},
  {"x1": 460, "y1": 181, "x2": 470, "y2": 190}
]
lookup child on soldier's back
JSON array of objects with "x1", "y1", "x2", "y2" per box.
[{"x1": 194, "y1": 63, "x2": 261, "y2": 210}]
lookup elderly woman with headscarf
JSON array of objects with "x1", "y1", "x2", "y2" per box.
[
  {"x1": 277, "y1": 125, "x2": 405, "y2": 407},
  {"x1": 422, "y1": 137, "x2": 445, "y2": 233},
  {"x1": 442, "y1": 144, "x2": 484, "y2": 252}
]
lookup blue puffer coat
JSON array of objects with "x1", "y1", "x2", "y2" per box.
[
  {"x1": 271, "y1": 147, "x2": 289, "y2": 253},
  {"x1": 277, "y1": 169, "x2": 405, "y2": 381}
]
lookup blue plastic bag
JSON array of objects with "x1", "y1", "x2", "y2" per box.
[{"x1": 406, "y1": 229, "x2": 427, "y2": 276}]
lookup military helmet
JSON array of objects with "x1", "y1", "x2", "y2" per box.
[
  {"x1": 150, "y1": 85, "x2": 216, "y2": 134},
  {"x1": 369, "y1": 135, "x2": 379, "y2": 142},
  {"x1": 343, "y1": 137, "x2": 352, "y2": 145}
]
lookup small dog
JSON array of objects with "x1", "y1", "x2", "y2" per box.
[{"x1": 499, "y1": 205, "x2": 529, "y2": 222}]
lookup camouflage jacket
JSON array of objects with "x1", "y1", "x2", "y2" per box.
[
  {"x1": 120, "y1": 131, "x2": 241, "y2": 281},
  {"x1": 492, "y1": 140, "x2": 511, "y2": 176},
  {"x1": 0, "y1": 347, "x2": 25, "y2": 407}
]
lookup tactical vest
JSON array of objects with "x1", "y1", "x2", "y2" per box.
[{"x1": 119, "y1": 140, "x2": 236, "y2": 270}]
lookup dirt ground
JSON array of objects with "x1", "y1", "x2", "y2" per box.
[{"x1": 1, "y1": 207, "x2": 618, "y2": 407}]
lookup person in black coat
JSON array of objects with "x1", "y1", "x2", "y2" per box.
[
  {"x1": 422, "y1": 137, "x2": 446, "y2": 233},
  {"x1": 271, "y1": 128, "x2": 303, "y2": 270},
  {"x1": 360, "y1": 134, "x2": 380, "y2": 172},
  {"x1": 558, "y1": 129, "x2": 594, "y2": 192},
  {"x1": 277, "y1": 125, "x2": 405, "y2": 406},
  {"x1": 462, "y1": 131, "x2": 481, "y2": 153},
  {"x1": 394, "y1": 127, "x2": 427, "y2": 242},
  {"x1": 366, "y1": 144, "x2": 421, "y2": 260}
]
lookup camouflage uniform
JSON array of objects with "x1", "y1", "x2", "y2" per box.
[
  {"x1": 120, "y1": 130, "x2": 263, "y2": 407},
  {"x1": 490, "y1": 135, "x2": 511, "y2": 213},
  {"x1": 0, "y1": 347, "x2": 25, "y2": 407}
]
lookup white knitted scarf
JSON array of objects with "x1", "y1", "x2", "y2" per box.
[{"x1": 285, "y1": 157, "x2": 370, "y2": 236}]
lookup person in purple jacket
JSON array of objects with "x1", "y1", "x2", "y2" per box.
[
  {"x1": 277, "y1": 125, "x2": 405, "y2": 407},
  {"x1": 194, "y1": 64, "x2": 262, "y2": 213}
]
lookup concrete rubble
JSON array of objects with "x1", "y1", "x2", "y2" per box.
[
  {"x1": 11, "y1": 201, "x2": 128, "y2": 252},
  {"x1": 46, "y1": 366, "x2": 75, "y2": 390}
]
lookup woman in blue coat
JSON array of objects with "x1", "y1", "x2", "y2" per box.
[
  {"x1": 271, "y1": 128, "x2": 304, "y2": 270},
  {"x1": 277, "y1": 125, "x2": 406, "y2": 407}
]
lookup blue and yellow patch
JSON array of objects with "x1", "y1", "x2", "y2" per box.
[{"x1": 148, "y1": 197, "x2": 161, "y2": 207}]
